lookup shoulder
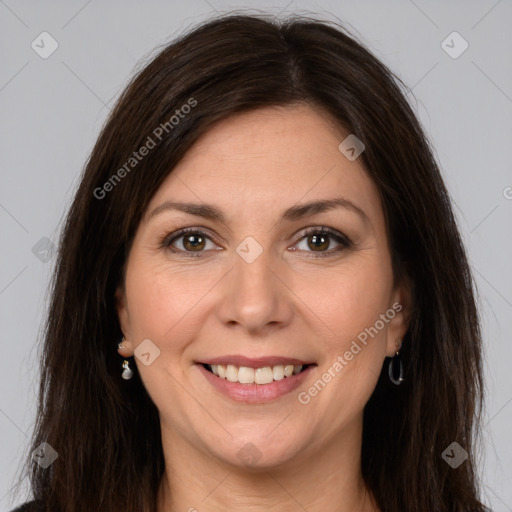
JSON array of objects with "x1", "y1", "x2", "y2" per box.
[{"x1": 10, "y1": 499, "x2": 45, "y2": 512}]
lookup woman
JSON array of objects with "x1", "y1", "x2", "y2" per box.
[{"x1": 10, "y1": 12, "x2": 490, "y2": 512}]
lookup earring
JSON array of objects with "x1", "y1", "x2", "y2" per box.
[
  {"x1": 121, "y1": 360, "x2": 134, "y2": 380},
  {"x1": 388, "y1": 340, "x2": 404, "y2": 385},
  {"x1": 118, "y1": 337, "x2": 133, "y2": 380},
  {"x1": 118, "y1": 336, "x2": 126, "y2": 350}
]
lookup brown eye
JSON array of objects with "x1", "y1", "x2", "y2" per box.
[
  {"x1": 182, "y1": 233, "x2": 206, "y2": 251},
  {"x1": 306, "y1": 233, "x2": 330, "y2": 252},
  {"x1": 164, "y1": 229, "x2": 217, "y2": 257},
  {"x1": 294, "y1": 227, "x2": 351, "y2": 258}
]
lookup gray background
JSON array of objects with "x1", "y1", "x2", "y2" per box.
[{"x1": 1, "y1": 0, "x2": 511, "y2": 510}]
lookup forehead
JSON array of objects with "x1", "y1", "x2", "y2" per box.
[{"x1": 145, "y1": 104, "x2": 383, "y2": 229}]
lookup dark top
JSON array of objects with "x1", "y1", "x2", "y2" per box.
[{"x1": 10, "y1": 500, "x2": 45, "y2": 512}]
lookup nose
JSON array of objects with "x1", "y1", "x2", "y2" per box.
[{"x1": 216, "y1": 244, "x2": 294, "y2": 337}]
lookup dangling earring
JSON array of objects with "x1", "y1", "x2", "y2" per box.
[
  {"x1": 388, "y1": 340, "x2": 404, "y2": 385},
  {"x1": 118, "y1": 337, "x2": 133, "y2": 380},
  {"x1": 121, "y1": 360, "x2": 133, "y2": 380}
]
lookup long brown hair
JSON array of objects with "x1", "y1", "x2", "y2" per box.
[{"x1": 11, "y1": 12, "x2": 490, "y2": 512}]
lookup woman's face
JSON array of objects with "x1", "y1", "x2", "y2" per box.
[{"x1": 116, "y1": 104, "x2": 409, "y2": 470}]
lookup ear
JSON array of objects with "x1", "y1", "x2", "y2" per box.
[
  {"x1": 385, "y1": 274, "x2": 412, "y2": 357},
  {"x1": 115, "y1": 284, "x2": 131, "y2": 340}
]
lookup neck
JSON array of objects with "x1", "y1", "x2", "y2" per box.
[{"x1": 156, "y1": 414, "x2": 380, "y2": 512}]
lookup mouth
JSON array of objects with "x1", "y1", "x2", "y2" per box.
[
  {"x1": 195, "y1": 357, "x2": 316, "y2": 403},
  {"x1": 201, "y1": 362, "x2": 313, "y2": 384}
]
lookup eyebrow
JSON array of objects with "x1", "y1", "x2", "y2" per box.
[{"x1": 147, "y1": 197, "x2": 369, "y2": 224}]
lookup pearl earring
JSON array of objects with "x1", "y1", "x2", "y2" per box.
[
  {"x1": 118, "y1": 337, "x2": 133, "y2": 380},
  {"x1": 121, "y1": 360, "x2": 133, "y2": 380}
]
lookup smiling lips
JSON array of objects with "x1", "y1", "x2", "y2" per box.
[
  {"x1": 197, "y1": 360, "x2": 315, "y2": 403},
  {"x1": 206, "y1": 363, "x2": 304, "y2": 384},
  {"x1": 199, "y1": 355, "x2": 314, "y2": 385}
]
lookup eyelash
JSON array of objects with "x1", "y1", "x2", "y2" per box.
[{"x1": 160, "y1": 226, "x2": 352, "y2": 259}]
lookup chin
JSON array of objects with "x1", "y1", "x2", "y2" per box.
[{"x1": 202, "y1": 432, "x2": 308, "y2": 471}]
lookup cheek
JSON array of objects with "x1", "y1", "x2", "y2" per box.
[
  {"x1": 123, "y1": 262, "x2": 196, "y2": 400},
  {"x1": 292, "y1": 251, "x2": 393, "y2": 347},
  {"x1": 125, "y1": 257, "x2": 210, "y2": 339},
  {"x1": 299, "y1": 258, "x2": 393, "y2": 426}
]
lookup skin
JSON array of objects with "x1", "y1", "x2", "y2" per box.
[{"x1": 116, "y1": 104, "x2": 411, "y2": 512}]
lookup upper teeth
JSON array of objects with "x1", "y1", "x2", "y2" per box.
[{"x1": 210, "y1": 364, "x2": 303, "y2": 384}]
